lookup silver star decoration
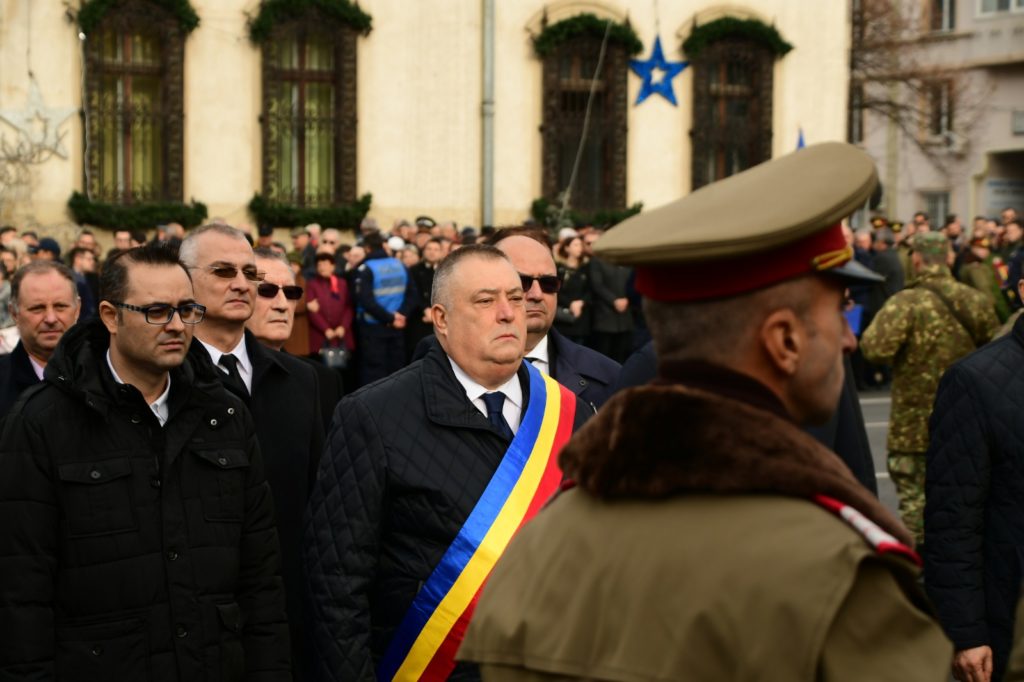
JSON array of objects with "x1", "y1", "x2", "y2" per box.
[{"x1": 0, "y1": 79, "x2": 77, "y2": 159}]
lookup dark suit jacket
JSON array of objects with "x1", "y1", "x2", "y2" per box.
[
  {"x1": 189, "y1": 331, "x2": 324, "y2": 680},
  {"x1": 0, "y1": 341, "x2": 42, "y2": 418},
  {"x1": 613, "y1": 341, "x2": 878, "y2": 495},
  {"x1": 547, "y1": 329, "x2": 620, "y2": 411}
]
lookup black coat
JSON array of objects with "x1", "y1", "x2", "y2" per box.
[
  {"x1": 611, "y1": 341, "x2": 878, "y2": 495},
  {"x1": 190, "y1": 332, "x2": 324, "y2": 680},
  {"x1": 0, "y1": 340, "x2": 42, "y2": 418},
  {"x1": 548, "y1": 328, "x2": 620, "y2": 411},
  {"x1": 924, "y1": 315, "x2": 1024, "y2": 678},
  {"x1": 304, "y1": 343, "x2": 589, "y2": 681},
  {"x1": 554, "y1": 263, "x2": 591, "y2": 340},
  {"x1": 587, "y1": 257, "x2": 633, "y2": 334},
  {"x1": 0, "y1": 320, "x2": 290, "y2": 680}
]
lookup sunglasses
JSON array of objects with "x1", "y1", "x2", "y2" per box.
[
  {"x1": 519, "y1": 273, "x2": 561, "y2": 294},
  {"x1": 257, "y1": 282, "x2": 304, "y2": 300},
  {"x1": 203, "y1": 264, "x2": 263, "y2": 282}
]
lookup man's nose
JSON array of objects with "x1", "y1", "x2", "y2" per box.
[
  {"x1": 165, "y1": 309, "x2": 186, "y2": 332},
  {"x1": 496, "y1": 297, "x2": 516, "y2": 322},
  {"x1": 525, "y1": 280, "x2": 543, "y2": 300}
]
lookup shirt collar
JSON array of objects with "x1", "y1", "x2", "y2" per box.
[
  {"x1": 526, "y1": 335, "x2": 550, "y2": 364},
  {"x1": 198, "y1": 335, "x2": 252, "y2": 376},
  {"x1": 447, "y1": 356, "x2": 523, "y2": 410},
  {"x1": 105, "y1": 349, "x2": 172, "y2": 426}
]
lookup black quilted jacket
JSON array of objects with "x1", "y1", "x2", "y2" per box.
[
  {"x1": 924, "y1": 314, "x2": 1024, "y2": 678},
  {"x1": 304, "y1": 343, "x2": 587, "y2": 681}
]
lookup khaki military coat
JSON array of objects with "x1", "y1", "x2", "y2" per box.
[{"x1": 458, "y1": 364, "x2": 952, "y2": 682}]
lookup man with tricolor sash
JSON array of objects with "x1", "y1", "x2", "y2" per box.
[
  {"x1": 459, "y1": 143, "x2": 952, "y2": 681},
  {"x1": 305, "y1": 244, "x2": 589, "y2": 681}
]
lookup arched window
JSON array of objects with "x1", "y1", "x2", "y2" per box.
[
  {"x1": 538, "y1": 18, "x2": 632, "y2": 214},
  {"x1": 689, "y1": 38, "x2": 774, "y2": 190},
  {"x1": 83, "y1": 2, "x2": 186, "y2": 203},
  {"x1": 261, "y1": 19, "x2": 358, "y2": 207}
]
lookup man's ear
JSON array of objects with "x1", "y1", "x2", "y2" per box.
[
  {"x1": 759, "y1": 308, "x2": 802, "y2": 377},
  {"x1": 98, "y1": 301, "x2": 119, "y2": 336},
  {"x1": 430, "y1": 304, "x2": 448, "y2": 338}
]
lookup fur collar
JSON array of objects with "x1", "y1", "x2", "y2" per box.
[{"x1": 560, "y1": 382, "x2": 912, "y2": 546}]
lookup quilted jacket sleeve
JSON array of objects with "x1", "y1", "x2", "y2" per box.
[
  {"x1": 924, "y1": 363, "x2": 991, "y2": 650},
  {"x1": 305, "y1": 395, "x2": 386, "y2": 682},
  {"x1": 0, "y1": 412, "x2": 58, "y2": 680}
]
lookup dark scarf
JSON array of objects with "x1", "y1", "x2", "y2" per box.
[{"x1": 560, "y1": 362, "x2": 912, "y2": 546}]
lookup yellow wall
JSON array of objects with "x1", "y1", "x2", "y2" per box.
[{"x1": 0, "y1": 0, "x2": 850, "y2": 236}]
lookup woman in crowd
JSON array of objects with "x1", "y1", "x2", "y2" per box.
[
  {"x1": 307, "y1": 251, "x2": 355, "y2": 362},
  {"x1": 554, "y1": 235, "x2": 591, "y2": 345}
]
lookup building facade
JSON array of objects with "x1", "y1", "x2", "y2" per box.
[
  {"x1": 0, "y1": 0, "x2": 850, "y2": 236},
  {"x1": 852, "y1": 0, "x2": 1024, "y2": 226}
]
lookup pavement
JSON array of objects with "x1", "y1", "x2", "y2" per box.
[{"x1": 858, "y1": 388, "x2": 900, "y2": 517}]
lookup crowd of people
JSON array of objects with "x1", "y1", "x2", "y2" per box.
[{"x1": 0, "y1": 143, "x2": 1023, "y2": 682}]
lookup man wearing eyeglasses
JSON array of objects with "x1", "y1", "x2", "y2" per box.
[
  {"x1": 0, "y1": 243, "x2": 292, "y2": 680},
  {"x1": 180, "y1": 224, "x2": 324, "y2": 680},
  {"x1": 489, "y1": 229, "x2": 621, "y2": 411}
]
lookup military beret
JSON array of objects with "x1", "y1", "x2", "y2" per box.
[
  {"x1": 593, "y1": 142, "x2": 883, "y2": 302},
  {"x1": 909, "y1": 231, "x2": 949, "y2": 257}
]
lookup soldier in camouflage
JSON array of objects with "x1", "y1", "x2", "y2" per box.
[{"x1": 861, "y1": 231, "x2": 999, "y2": 546}]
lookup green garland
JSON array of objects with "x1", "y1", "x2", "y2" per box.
[
  {"x1": 68, "y1": 192, "x2": 208, "y2": 230},
  {"x1": 531, "y1": 197, "x2": 642, "y2": 230},
  {"x1": 682, "y1": 17, "x2": 793, "y2": 59},
  {"x1": 78, "y1": 0, "x2": 200, "y2": 35},
  {"x1": 533, "y1": 13, "x2": 642, "y2": 57},
  {"x1": 248, "y1": 193, "x2": 372, "y2": 229},
  {"x1": 249, "y1": 0, "x2": 372, "y2": 43}
]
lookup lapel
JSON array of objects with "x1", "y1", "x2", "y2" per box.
[
  {"x1": 548, "y1": 330, "x2": 584, "y2": 398},
  {"x1": 12, "y1": 342, "x2": 42, "y2": 393}
]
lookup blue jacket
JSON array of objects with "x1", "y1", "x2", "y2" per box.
[{"x1": 354, "y1": 251, "x2": 416, "y2": 325}]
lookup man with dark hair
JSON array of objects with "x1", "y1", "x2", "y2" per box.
[
  {"x1": 0, "y1": 261, "x2": 80, "y2": 416},
  {"x1": 406, "y1": 237, "x2": 445, "y2": 358},
  {"x1": 180, "y1": 224, "x2": 323, "y2": 680},
  {"x1": 460, "y1": 143, "x2": 951, "y2": 681},
  {"x1": 353, "y1": 230, "x2": 417, "y2": 386},
  {"x1": 487, "y1": 228, "x2": 621, "y2": 410},
  {"x1": 306, "y1": 245, "x2": 589, "y2": 681},
  {"x1": 68, "y1": 246, "x2": 98, "y2": 319},
  {"x1": 0, "y1": 243, "x2": 291, "y2": 680}
]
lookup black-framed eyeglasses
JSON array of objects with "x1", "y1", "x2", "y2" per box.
[
  {"x1": 199, "y1": 264, "x2": 263, "y2": 282},
  {"x1": 257, "y1": 283, "x2": 304, "y2": 300},
  {"x1": 112, "y1": 302, "x2": 206, "y2": 325},
  {"x1": 519, "y1": 273, "x2": 561, "y2": 294}
]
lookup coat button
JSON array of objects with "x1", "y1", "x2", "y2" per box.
[
  {"x1": 227, "y1": 407, "x2": 235, "y2": 415},
  {"x1": 90, "y1": 644, "x2": 103, "y2": 656},
  {"x1": 217, "y1": 457, "x2": 228, "y2": 466},
  {"x1": 167, "y1": 549, "x2": 178, "y2": 561},
  {"x1": 130, "y1": 414, "x2": 141, "y2": 424},
  {"x1": 175, "y1": 625, "x2": 188, "y2": 638},
  {"x1": 579, "y1": 379, "x2": 587, "y2": 387},
  {"x1": 209, "y1": 418, "x2": 218, "y2": 427},
  {"x1": 89, "y1": 470, "x2": 101, "y2": 480}
]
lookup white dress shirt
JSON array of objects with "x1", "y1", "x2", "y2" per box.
[
  {"x1": 199, "y1": 336, "x2": 254, "y2": 394},
  {"x1": 28, "y1": 355, "x2": 45, "y2": 381},
  {"x1": 525, "y1": 335, "x2": 551, "y2": 376},
  {"x1": 448, "y1": 357, "x2": 523, "y2": 435},
  {"x1": 106, "y1": 350, "x2": 172, "y2": 426}
]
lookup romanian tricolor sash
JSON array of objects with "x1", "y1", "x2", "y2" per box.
[{"x1": 376, "y1": 363, "x2": 576, "y2": 681}]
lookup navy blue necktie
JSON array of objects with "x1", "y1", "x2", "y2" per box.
[{"x1": 481, "y1": 391, "x2": 514, "y2": 441}]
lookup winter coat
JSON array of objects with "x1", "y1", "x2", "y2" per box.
[
  {"x1": 925, "y1": 313, "x2": 1024, "y2": 679},
  {"x1": 307, "y1": 274, "x2": 355, "y2": 354},
  {"x1": 546, "y1": 328, "x2": 620, "y2": 411},
  {"x1": 553, "y1": 263, "x2": 591, "y2": 340},
  {"x1": 0, "y1": 339, "x2": 41, "y2": 418},
  {"x1": 460, "y1": 361, "x2": 951, "y2": 682},
  {"x1": 586, "y1": 257, "x2": 633, "y2": 334},
  {"x1": 0, "y1": 320, "x2": 291, "y2": 681},
  {"x1": 304, "y1": 343, "x2": 589, "y2": 682}
]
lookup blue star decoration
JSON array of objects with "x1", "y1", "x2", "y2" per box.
[{"x1": 629, "y1": 36, "x2": 688, "y2": 106}]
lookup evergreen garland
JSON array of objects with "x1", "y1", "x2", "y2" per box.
[
  {"x1": 68, "y1": 192, "x2": 208, "y2": 230},
  {"x1": 533, "y1": 13, "x2": 642, "y2": 57},
  {"x1": 248, "y1": 193, "x2": 372, "y2": 229},
  {"x1": 531, "y1": 197, "x2": 642, "y2": 230},
  {"x1": 248, "y1": 0, "x2": 372, "y2": 43},
  {"x1": 682, "y1": 17, "x2": 793, "y2": 59},
  {"x1": 78, "y1": 0, "x2": 200, "y2": 35}
]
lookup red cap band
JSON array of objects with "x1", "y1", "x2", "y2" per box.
[{"x1": 635, "y1": 224, "x2": 850, "y2": 302}]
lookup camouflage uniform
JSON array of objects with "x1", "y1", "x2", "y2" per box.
[
  {"x1": 861, "y1": 261, "x2": 999, "y2": 544},
  {"x1": 959, "y1": 259, "x2": 1011, "y2": 322}
]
